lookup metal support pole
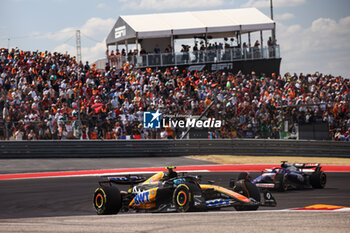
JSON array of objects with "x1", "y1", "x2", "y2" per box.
[
  {"x1": 248, "y1": 32, "x2": 251, "y2": 59},
  {"x1": 239, "y1": 27, "x2": 242, "y2": 59},
  {"x1": 270, "y1": 0, "x2": 276, "y2": 43},
  {"x1": 171, "y1": 30, "x2": 174, "y2": 53},
  {"x1": 239, "y1": 27, "x2": 242, "y2": 50},
  {"x1": 78, "y1": 96, "x2": 82, "y2": 139},
  {"x1": 106, "y1": 44, "x2": 110, "y2": 66},
  {"x1": 135, "y1": 35, "x2": 139, "y2": 66},
  {"x1": 180, "y1": 101, "x2": 215, "y2": 139},
  {"x1": 125, "y1": 40, "x2": 128, "y2": 53},
  {"x1": 135, "y1": 35, "x2": 139, "y2": 55},
  {"x1": 125, "y1": 40, "x2": 128, "y2": 65},
  {"x1": 248, "y1": 32, "x2": 251, "y2": 48},
  {"x1": 160, "y1": 53, "x2": 163, "y2": 66},
  {"x1": 171, "y1": 30, "x2": 175, "y2": 66},
  {"x1": 260, "y1": 30, "x2": 263, "y2": 58}
]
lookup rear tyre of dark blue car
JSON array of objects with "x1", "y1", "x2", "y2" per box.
[{"x1": 310, "y1": 171, "x2": 327, "y2": 188}]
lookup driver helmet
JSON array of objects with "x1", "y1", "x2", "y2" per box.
[{"x1": 167, "y1": 170, "x2": 177, "y2": 179}]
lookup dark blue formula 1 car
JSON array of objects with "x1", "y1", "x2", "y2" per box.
[{"x1": 252, "y1": 161, "x2": 327, "y2": 191}]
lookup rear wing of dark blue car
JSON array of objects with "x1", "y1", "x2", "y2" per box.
[{"x1": 293, "y1": 163, "x2": 322, "y2": 171}]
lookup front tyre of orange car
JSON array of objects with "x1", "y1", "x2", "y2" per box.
[{"x1": 233, "y1": 176, "x2": 261, "y2": 211}]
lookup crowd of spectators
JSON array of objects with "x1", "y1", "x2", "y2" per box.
[{"x1": 0, "y1": 48, "x2": 349, "y2": 141}]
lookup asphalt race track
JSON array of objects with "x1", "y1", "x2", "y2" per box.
[
  {"x1": 0, "y1": 157, "x2": 350, "y2": 232},
  {"x1": 1, "y1": 172, "x2": 350, "y2": 219}
]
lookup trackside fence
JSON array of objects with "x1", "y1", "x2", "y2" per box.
[{"x1": 0, "y1": 140, "x2": 349, "y2": 158}]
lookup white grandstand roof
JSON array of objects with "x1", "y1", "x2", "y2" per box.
[{"x1": 106, "y1": 8, "x2": 275, "y2": 45}]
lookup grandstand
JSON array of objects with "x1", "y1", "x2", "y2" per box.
[
  {"x1": 0, "y1": 46, "x2": 348, "y2": 141},
  {"x1": 0, "y1": 8, "x2": 349, "y2": 142}
]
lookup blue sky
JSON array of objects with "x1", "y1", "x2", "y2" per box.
[{"x1": 1, "y1": 0, "x2": 350, "y2": 77}]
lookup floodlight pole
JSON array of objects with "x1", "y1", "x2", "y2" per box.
[
  {"x1": 270, "y1": 0, "x2": 274, "y2": 20},
  {"x1": 76, "y1": 30, "x2": 82, "y2": 63},
  {"x1": 270, "y1": 0, "x2": 276, "y2": 43}
]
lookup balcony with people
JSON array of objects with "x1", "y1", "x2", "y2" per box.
[{"x1": 108, "y1": 39, "x2": 280, "y2": 69}]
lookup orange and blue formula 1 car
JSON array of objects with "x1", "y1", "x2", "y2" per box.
[{"x1": 93, "y1": 167, "x2": 276, "y2": 214}]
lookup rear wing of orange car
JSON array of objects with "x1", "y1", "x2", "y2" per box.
[{"x1": 99, "y1": 175, "x2": 146, "y2": 186}]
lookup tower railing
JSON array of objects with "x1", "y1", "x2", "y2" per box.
[{"x1": 109, "y1": 45, "x2": 280, "y2": 69}]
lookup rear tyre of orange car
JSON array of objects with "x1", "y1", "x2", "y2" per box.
[
  {"x1": 93, "y1": 186, "x2": 122, "y2": 215},
  {"x1": 310, "y1": 171, "x2": 327, "y2": 188},
  {"x1": 173, "y1": 184, "x2": 193, "y2": 212}
]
